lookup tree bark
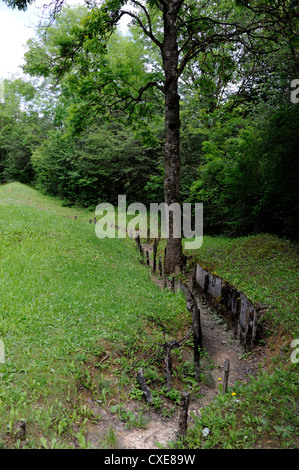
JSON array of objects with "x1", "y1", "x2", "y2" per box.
[{"x1": 162, "y1": 1, "x2": 185, "y2": 275}]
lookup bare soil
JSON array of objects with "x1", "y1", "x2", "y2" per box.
[{"x1": 83, "y1": 296, "x2": 264, "y2": 449}]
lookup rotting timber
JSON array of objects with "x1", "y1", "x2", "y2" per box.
[{"x1": 192, "y1": 263, "x2": 265, "y2": 351}]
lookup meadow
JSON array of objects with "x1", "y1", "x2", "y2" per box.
[{"x1": 0, "y1": 182, "x2": 188, "y2": 448}]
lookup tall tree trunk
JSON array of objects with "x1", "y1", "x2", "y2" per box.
[{"x1": 162, "y1": 0, "x2": 184, "y2": 275}]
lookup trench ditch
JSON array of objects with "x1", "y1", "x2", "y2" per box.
[{"x1": 82, "y1": 236, "x2": 266, "y2": 449}]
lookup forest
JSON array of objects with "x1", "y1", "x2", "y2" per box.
[
  {"x1": 1, "y1": 0, "x2": 298, "y2": 243},
  {"x1": 0, "y1": 0, "x2": 298, "y2": 452}
]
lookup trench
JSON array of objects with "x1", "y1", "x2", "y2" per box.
[
  {"x1": 105, "y1": 239, "x2": 265, "y2": 449},
  {"x1": 84, "y1": 236, "x2": 265, "y2": 449},
  {"x1": 141, "y1": 238, "x2": 266, "y2": 352}
]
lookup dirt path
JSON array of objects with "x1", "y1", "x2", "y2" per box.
[
  {"x1": 84, "y1": 242, "x2": 264, "y2": 449},
  {"x1": 117, "y1": 296, "x2": 262, "y2": 449},
  {"x1": 84, "y1": 294, "x2": 263, "y2": 449}
]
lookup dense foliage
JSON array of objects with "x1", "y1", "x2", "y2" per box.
[
  {"x1": 31, "y1": 122, "x2": 163, "y2": 207},
  {"x1": 186, "y1": 103, "x2": 299, "y2": 239},
  {"x1": 0, "y1": 79, "x2": 51, "y2": 184},
  {"x1": 1, "y1": 2, "x2": 298, "y2": 240}
]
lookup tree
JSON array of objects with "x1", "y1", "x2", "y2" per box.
[
  {"x1": 23, "y1": 13, "x2": 163, "y2": 206},
  {"x1": 184, "y1": 24, "x2": 299, "y2": 240},
  {"x1": 0, "y1": 78, "x2": 50, "y2": 184},
  {"x1": 9, "y1": 0, "x2": 299, "y2": 273},
  {"x1": 2, "y1": 0, "x2": 33, "y2": 9},
  {"x1": 32, "y1": 120, "x2": 163, "y2": 207}
]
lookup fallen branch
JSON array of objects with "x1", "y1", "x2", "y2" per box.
[{"x1": 99, "y1": 353, "x2": 110, "y2": 364}]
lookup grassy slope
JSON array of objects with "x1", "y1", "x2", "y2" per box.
[{"x1": 0, "y1": 183, "x2": 188, "y2": 449}]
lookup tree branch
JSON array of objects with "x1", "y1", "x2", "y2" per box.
[
  {"x1": 177, "y1": 17, "x2": 282, "y2": 77},
  {"x1": 118, "y1": 8, "x2": 162, "y2": 49},
  {"x1": 131, "y1": 0, "x2": 161, "y2": 43}
]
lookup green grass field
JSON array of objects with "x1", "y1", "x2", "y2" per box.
[{"x1": 0, "y1": 183, "x2": 188, "y2": 448}]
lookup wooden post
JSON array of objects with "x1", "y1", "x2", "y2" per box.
[
  {"x1": 139, "y1": 243, "x2": 144, "y2": 261},
  {"x1": 162, "y1": 266, "x2": 167, "y2": 289},
  {"x1": 159, "y1": 255, "x2": 162, "y2": 277},
  {"x1": 192, "y1": 301, "x2": 201, "y2": 383},
  {"x1": 15, "y1": 420, "x2": 26, "y2": 441},
  {"x1": 177, "y1": 391, "x2": 190, "y2": 442},
  {"x1": 152, "y1": 238, "x2": 158, "y2": 273},
  {"x1": 187, "y1": 288, "x2": 202, "y2": 350},
  {"x1": 223, "y1": 359, "x2": 230, "y2": 393},
  {"x1": 164, "y1": 342, "x2": 173, "y2": 392},
  {"x1": 146, "y1": 250, "x2": 150, "y2": 266},
  {"x1": 163, "y1": 340, "x2": 180, "y2": 391},
  {"x1": 136, "y1": 232, "x2": 141, "y2": 250},
  {"x1": 251, "y1": 310, "x2": 258, "y2": 350},
  {"x1": 137, "y1": 368, "x2": 153, "y2": 404}
]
